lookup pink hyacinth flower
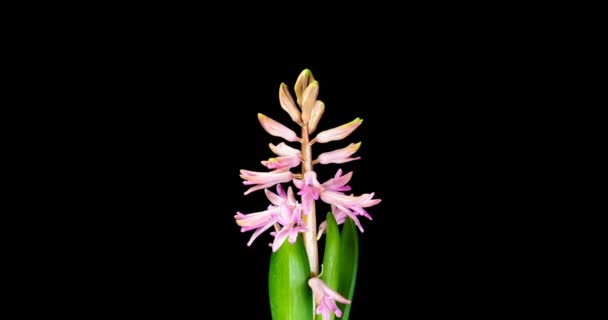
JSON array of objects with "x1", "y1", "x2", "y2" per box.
[
  {"x1": 258, "y1": 113, "x2": 300, "y2": 142},
  {"x1": 316, "y1": 142, "x2": 361, "y2": 165},
  {"x1": 265, "y1": 184, "x2": 298, "y2": 208},
  {"x1": 240, "y1": 169, "x2": 293, "y2": 195},
  {"x1": 314, "y1": 118, "x2": 363, "y2": 143},
  {"x1": 235, "y1": 207, "x2": 278, "y2": 247},
  {"x1": 261, "y1": 156, "x2": 301, "y2": 170},
  {"x1": 320, "y1": 191, "x2": 381, "y2": 232},
  {"x1": 308, "y1": 277, "x2": 351, "y2": 320},
  {"x1": 322, "y1": 169, "x2": 353, "y2": 192},
  {"x1": 268, "y1": 142, "x2": 300, "y2": 157},
  {"x1": 293, "y1": 171, "x2": 322, "y2": 215},
  {"x1": 270, "y1": 204, "x2": 307, "y2": 252},
  {"x1": 236, "y1": 184, "x2": 299, "y2": 247},
  {"x1": 318, "y1": 169, "x2": 380, "y2": 231},
  {"x1": 261, "y1": 142, "x2": 302, "y2": 170}
]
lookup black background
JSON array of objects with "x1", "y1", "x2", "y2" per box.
[
  {"x1": 11, "y1": 3, "x2": 579, "y2": 316},
  {"x1": 68, "y1": 25, "x2": 535, "y2": 318}
]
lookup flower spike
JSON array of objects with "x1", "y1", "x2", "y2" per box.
[{"x1": 236, "y1": 70, "x2": 380, "y2": 317}]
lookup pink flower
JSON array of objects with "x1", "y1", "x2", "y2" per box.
[
  {"x1": 240, "y1": 169, "x2": 293, "y2": 195},
  {"x1": 261, "y1": 156, "x2": 301, "y2": 170},
  {"x1": 316, "y1": 142, "x2": 361, "y2": 165},
  {"x1": 322, "y1": 169, "x2": 353, "y2": 192},
  {"x1": 293, "y1": 171, "x2": 322, "y2": 215},
  {"x1": 261, "y1": 142, "x2": 301, "y2": 170},
  {"x1": 235, "y1": 207, "x2": 277, "y2": 246},
  {"x1": 308, "y1": 277, "x2": 350, "y2": 320},
  {"x1": 319, "y1": 169, "x2": 381, "y2": 232},
  {"x1": 320, "y1": 191, "x2": 380, "y2": 232},
  {"x1": 314, "y1": 118, "x2": 363, "y2": 143},
  {"x1": 265, "y1": 184, "x2": 297, "y2": 208},
  {"x1": 235, "y1": 185, "x2": 301, "y2": 248},
  {"x1": 258, "y1": 113, "x2": 300, "y2": 142},
  {"x1": 270, "y1": 204, "x2": 307, "y2": 252},
  {"x1": 268, "y1": 142, "x2": 300, "y2": 157}
]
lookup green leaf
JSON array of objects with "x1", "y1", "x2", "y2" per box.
[
  {"x1": 338, "y1": 218, "x2": 359, "y2": 320},
  {"x1": 269, "y1": 235, "x2": 312, "y2": 320},
  {"x1": 317, "y1": 213, "x2": 341, "y2": 320}
]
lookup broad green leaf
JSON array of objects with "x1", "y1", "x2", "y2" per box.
[
  {"x1": 338, "y1": 218, "x2": 359, "y2": 320},
  {"x1": 317, "y1": 213, "x2": 341, "y2": 320},
  {"x1": 269, "y1": 236, "x2": 312, "y2": 320}
]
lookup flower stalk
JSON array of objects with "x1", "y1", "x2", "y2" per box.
[{"x1": 301, "y1": 122, "x2": 319, "y2": 276}]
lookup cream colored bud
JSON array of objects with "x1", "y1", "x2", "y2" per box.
[
  {"x1": 279, "y1": 83, "x2": 301, "y2": 124},
  {"x1": 307, "y1": 100, "x2": 325, "y2": 134},
  {"x1": 294, "y1": 69, "x2": 315, "y2": 106},
  {"x1": 301, "y1": 81, "x2": 319, "y2": 125}
]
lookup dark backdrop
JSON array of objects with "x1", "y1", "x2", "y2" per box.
[{"x1": 87, "y1": 36, "x2": 526, "y2": 318}]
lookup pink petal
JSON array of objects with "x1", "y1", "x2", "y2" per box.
[
  {"x1": 261, "y1": 154, "x2": 301, "y2": 170},
  {"x1": 271, "y1": 204, "x2": 293, "y2": 226},
  {"x1": 286, "y1": 186, "x2": 297, "y2": 206},
  {"x1": 293, "y1": 178, "x2": 304, "y2": 189},
  {"x1": 322, "y1": 170, "x2": 353, "y2": 192},
  {"x1": 317, "y1": 142, "x2": 361, "y2": 165},
  {"x1": 288, "y1": 228, "x2": 299, "y2": 244},
  {"x1": 240, "y1": 169, "x2": 294, "y2": 195},
  {"x1": 244, "y1": 183, "x2": 274, "y2": 195},
  {"x1": 323, "y1": 286, "x2": 351, "y2": 305},
  {"x1": 314, "y1": 118, "x2": 363, "y2": 143},
  {"x1": 247, "y1": 221, "x2": 274, "y2": 246},
  {"x1": 269, "y1": 142, "x2": 300, "y2": 156},
  {"x1": 317, "y1": 220, "x2": 327, "y2": 240},
  {"x1": 276, "y1": 184, "x2": 287, "y2": 198},
  {"x1": 291, "y1": 205, "x2": 303, "y2": 224},
  {"x1": 258, "y1": 113, "x2": 299, "y2": 142},
  {"x1": 331, "y1": 205, "x2": 348, "y2": 224},
  {"x1": 264, "y1": 189, "x2": 284, "y2": 206},
  {"x1": 272, "y1": 227, "x2": 290, "y2": 252}
]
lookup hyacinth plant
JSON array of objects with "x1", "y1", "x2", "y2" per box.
[{"x1": 235, "y1": 69, "x2": 380, "y2": 320}]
